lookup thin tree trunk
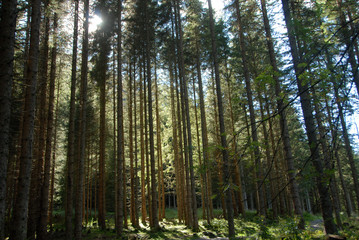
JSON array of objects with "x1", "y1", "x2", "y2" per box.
[
  {"x1": 195, "y1": 35, "x2": 211, "y2": 224},
  {"x1": 325, "y1": 97, "x2": 353, "y2": 216},
  {"x1": 312, "y1": 87, "x2": 342, "y2": 228},
  {"x1": 49, "y1": 75, "x2": 60, "y2": 233},
  {"x1": 207, "y1": 0, "x2": 234, "y2": 236},
  {"x1": 175, "y1": 0, "x2": 198, "y2": 230},
  {"x1": 139, "y1": 60, "x2": 147, "y2": 225},
  {"x1": 66, "y1": 0, "x2": 79, "y2": 238},
  {"x1": 191, "y1": 76, "x2": 206, "y2": 220},
  {"x1": 235, "y1": 0, "x2": 265, "y2": 216},
  {"x1": 133, "y1": 61, "x2": 140, "y2": 228},
  {"x1": 336, "y1": 0, "x2": 359, "y2": 96},
  {"x1": 74, "y1": 0, "x2": 89, "y2": 238},
  {"x1": 260, "y1": 0, "x2": 304, "y2": 225},
  {"x1": 38, "y1": 13, "x2": 58, "y2": 239},
  {"x1": 0, "y1": 0, "x2": 17, "y2": 238},
  {"x1": 116, "y1": 0, "x2": 124, "y2": 235},
  {"x1": 145, "y1": 0, "x2": 159, "y2": 229},
  {"x1": 155, "y1": 62, "x2": 165, "y2": 221},
  {"x1": 129, "y1": 60, "x2": 136, "y2": 226}
]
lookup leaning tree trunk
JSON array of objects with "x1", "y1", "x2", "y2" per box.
[
  {"x1": 260, "y1": 0, "x2": 304, "y2": 226},
  {"x1": 10, "y1": 0, "x2": 41, "y2": 239},
  {"x1": 281, "y1": 0, "x2": 337, "y2": 234},
  {"x1": 0, "y1": 0, "x2": 17, "y2": 239}
]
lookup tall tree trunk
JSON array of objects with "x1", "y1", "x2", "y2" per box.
[
  {"x1": 145, "y1": 0, "x2": 159, "y2": 229},
  {"x1": 281, "y1": 0, "x2": 337, "y2": 234},
  {"x1": 27, "y1": 3, "x2": 50, "y2": 237},
  {"x1": 235, "y1": 0, "x2": 265, "y2": 216},
  {"x1": 336, "y1": 0, "x2": 359, "y2": 96},
  {"x1": 325, "y1": 97, "x2": 353, "y2": 216},
  {"x1": 260, "y1": 0, "x2": 304, "y2": 225},
  {"x1": 311, "y1": 87, "x2": 342, "y2": 228},
  {"x1": 225, "y1": 73, "x2": 245, "y2": 217},
  {"x1": 10, "y1": 0, "x2": 41, "y2": 239},
  {"x1": 98, "y1": 43, "x2": 107, "y2": 232},
  {"x1": 66, "y1": 0, "x2": 79, "y2": 238},
  {"x1": 195, "y1": 39, "x2": 212, "y2": 224},
  {"x1": 133, "y1": 61, "x2": 140, "y2": 228},
  {"x1": 116, "y1": 0, "x2": 124, "y2": 234},
  {"x1": 49, "y1": 76, "x2": 60, "y2": 232},
  {"x1": 139, "y1": 60, "x2": 147, "y2": 225},
  {"x1": 191, "y1": 76, "x2": 206, "y2": 220},
  {"x1": 155, "y1": 63, "x2": 165, "y2": 220},
  {"x1": 38, "y1": 13, "x2": 58, "y2": 239},
  {"x1": 174, "y1": 0, "x2": 198, "y2": 230},
  {"x1": 207, "y1": 0, "x2": 234, "y2": 237},
  {"x1": 0, "y1": 0, "x2": 17, "y2": 239},
  {"x1": 128, "y1": 60, "x2": 136, "y2": 226},
  {"x1": 74, "y1": 0, "x2": 89, "y2": 238}
]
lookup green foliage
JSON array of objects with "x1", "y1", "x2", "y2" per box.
[{"x1": 50, "y1": 209, "x2": 359, "y2": 239}]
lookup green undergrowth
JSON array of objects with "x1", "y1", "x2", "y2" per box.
[{"x1": 51, "y1": 209, "x2": 359, "y2": 239}]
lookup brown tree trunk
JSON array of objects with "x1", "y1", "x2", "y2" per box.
[
  {"x1": 27, "y1": 3, "x2": 50, "y2": 237},
  {"x1": 336, "y1": 0, "x2": 359, "y2": 96},
  {"x1": 235, "y1": 0, "x2": 265, "y2": 216},
  {"x1": 116, "y1": 0, "x2": 124, "y2": 235},
  {"x1": 208, "y1": 0, "x2": 234, "y2": 236},
  {"x1": 10, "y1": 0, "x2": 41, "y2": 238},
  {"x1": 66, "y1": 0, "x2": 79, "y2": 238},
  {"x1": 145, "y1": 0, "x2": 159, "y2": 228},
  {"x1": 195, "y1": 35, "x2": 212, "y2": 224},
  {"x1": 139, "y1": 61, "x2": 147, "y2": 225},
  {"x1": 0, "y1": 0, "x2": 17, "y2": 238},
  {"x1": 155, "y1": 64, "x2": 165, "y2": 220},
  {"x1": 38, "y1": 13, "x2": 58, "y2": 239},
  {"x1": 174, "y1": 0, "x2": 198, "y2": 230},
  {"x1": 260, "y1": 0, "x2": 304, "y2": 224},
  {"x1": 74, "y1": 0, "x2": 89, "y2": 238},
  {"x1": 49, "y1": 76, "x2": 60, "y2": 232},
  {"x1": 281, "y1": 0, "x2": 337, "y2": 234},
  {"x1": 324, "y1": 97, "x2": 353, "y2": 216},
  {"x1": 128, "y1": 60, "x2": 136, "y2": 226}
]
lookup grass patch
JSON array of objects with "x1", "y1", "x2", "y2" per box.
[{"x1": 51, "y1": 209, "x2": 359, "y2": 239}]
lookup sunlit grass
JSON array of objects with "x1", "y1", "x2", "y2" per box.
[{"x1": 50, "y1": 209, "x2": 359, "y2": 239}]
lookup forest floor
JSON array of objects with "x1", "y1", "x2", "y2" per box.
[{"x1": 50, "y1": 209, "x2": 359, "y2": 239}]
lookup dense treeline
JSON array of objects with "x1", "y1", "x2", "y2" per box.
[{"x1": 0, "y1": 0, "x2": 358, "y2": 239}]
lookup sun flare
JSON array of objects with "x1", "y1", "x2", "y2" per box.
[{"x1": 89, "y1": 15, "x2": 103, "y2": 32}]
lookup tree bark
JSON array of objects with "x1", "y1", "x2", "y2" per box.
[
  {"x1": 260, "y1": 0, "x2": 304, "y2": 225},
  {"x1": 66, "y1": 0, "x2": 79, "y2": 238},
  {"x1": 207, "y1": 0, "x2": 234, "y2": 237},
  {"x1": 281, "y1": 0, "x2": 337, "y2": 234},
  {"x1": 0, "y1": 0, "x2": 17, "y2": 239},
  {"x1": 10, "y1": 0, "x2": 42, "y2": 238},
  {"x1": 175, "y1": 0, "x2": 198, "y2": 230},
  {"x1": 116, "y1": 0, "x2": 124, "y2": 234},
  {"x1": 74, "y1": 0, "x2": 89, "y2": 238},
  {"x1": 145, "y1": 0, "x2": 159, "y2": 229},
  {"x1": 38, "y1": 13, "x2": 58, "y2": 240}
]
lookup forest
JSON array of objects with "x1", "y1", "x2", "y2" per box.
[{"x1": 0, "y1": 0, "x2": 359, "y2": 239}]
